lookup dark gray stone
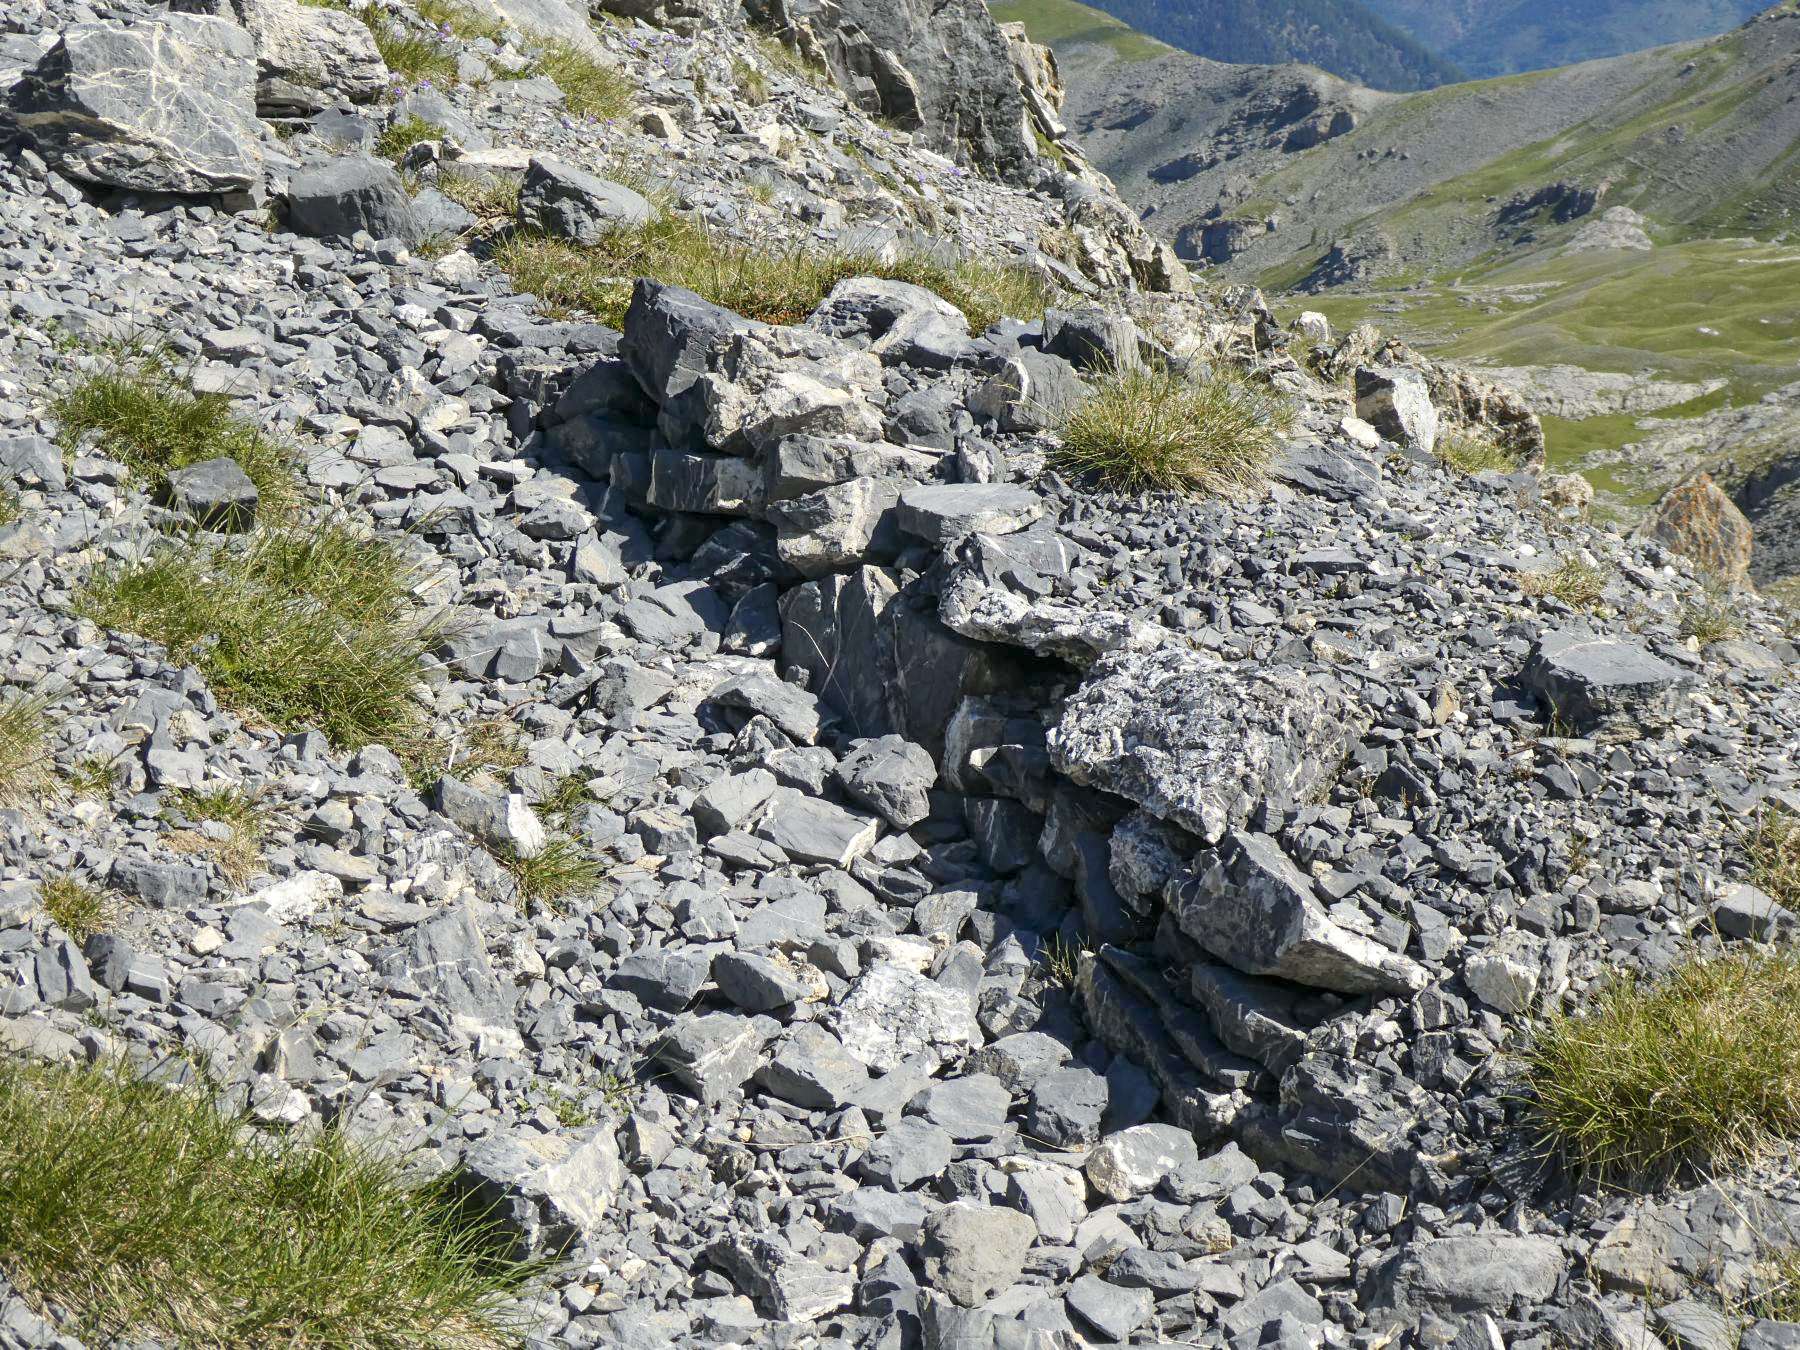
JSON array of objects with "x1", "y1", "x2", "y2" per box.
[
  {"x1": 285, "y1": 154, "x2": 422, "y2": 244},
  {"x1": 516, "y1": 155, "x2": 652, "y2": 245},
  {"x1": 1523, "y1": 630, "x2": 1694, "y2": 736}
]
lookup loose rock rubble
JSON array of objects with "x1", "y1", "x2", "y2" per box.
[{"x1": 1, "y1": 0, "x2": 1799, "y2": 1348}]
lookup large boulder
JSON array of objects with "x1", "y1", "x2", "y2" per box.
[
  {"x1": 1048, "y1": 646, "x2": 1363, "y2": 844},
  {"x1": 1646, "y1": 472, "x2": 1754, "y2": 584},
  {"x1": 173, "y1": 0, "x2": 386, "y2": 115},
  {"x1": 516, "y1": 156, "x2": 652, "y2": 246},
  {"x1": 10, "y1": 16, "x2": 264, "y2": 195},
  {"x1": 283, "y1": 154, "x2": 423, "y2": 244},
  {"x1": 1522, "y1": 631, "x2": 1694, "y2": 737}
]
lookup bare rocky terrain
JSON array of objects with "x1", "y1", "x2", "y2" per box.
[{"x1": 0, "y1": 0, "x2": 1798, "y2": 1348}]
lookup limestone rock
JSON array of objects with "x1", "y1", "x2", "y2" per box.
[
  {"x1": 1647, "y1": 472, "x2": 1753, "y2": 583},
  {"x1": 1168, "y1": 831, "x2": 1428, "y2": 995},
  {"x1": 1523, "y1": 631, "x2": 1695, "y2": 736},
  {"x1": 917, "y1": 1201, "x2": 1038, "y2": 1306},
  {"x1": 12, "y1": 16, "x2": 263, "y2": 195},
  {"x1": 1049, "y1": 646, "x2": 1363, "y2": 844},
  {"x1": 516, "y1": 156, "x2": 652, "y2": 246}
]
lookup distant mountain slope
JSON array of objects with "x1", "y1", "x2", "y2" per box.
[
  {"x1": 1361, "y1": 0, "x2": 1770, "y2": 78},
  {"x1": 998, "y1": 0, "x2": 1462, "y2": 90},
  {"x1": 1054, "y1": 5, "x2": 1800, "y2": 286}
]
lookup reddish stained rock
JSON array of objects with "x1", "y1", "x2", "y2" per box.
[{"x1": 1649, "y1": 473, "x2": 1753, "y2": 583}]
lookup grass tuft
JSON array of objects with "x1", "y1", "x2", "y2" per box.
[
  {"x1": 68, "y1": 753, "x2": 122, "y2": 800},
  {"x1": 1525, "y1": 947, "x2": 1800, "y2": 1185},
  {"x1": 76, "y1": 521, "x2": 449, "y2": 751},
  {"x1": 0, "y1": 689, "x2": 53, "y2": 807},
  {"x1": 53, "y1": 355, "x2": 296, "y2": 513},
  {"x1": 399, "y1": 716, "x2": 525, "y2": 793},
  {"x1": 362, "y1": 7, "x2": 459, "y2": 85},
  {"x1": 415, "y1": 0, "x2": 506, "y2": 41},
  {"x1": 1520, "y1": 556, "x2": 1609, "y2": 610},
  {"x1": 1679, "y1": 591, "x2": 1744, "y2": 646},
  {"x1": 40, "y1": 874, "x2": 117, "y2": 942},
  {"x1": 1051, "y1": 360, "x2": 1293, "y2": 496},
  {"x1": 732, "y1": 57, "x2": 769, "y2": 106},
  {"x1": 1437, "y1": 432, "x2": 1516, "y2": 475},
  {"x1": 0, "y1": 1056, "x2": 539, "y2": 1348},
  {"x1": 1746, "y1": 806, "x2": 1800, "y2": 912},
  {"x1": 492, "y1": 223, "x2": 1055, "y2": 332},
  {"x1": 494, "y1": 836, "x2": 603, "y2": 909},
  {"x1": 163, "y1": 786, "x2": 270, "y2": 887},
  {"x1": 527, "y1": 38, "x2": 634, "y2": 119},
  {"x1": 0, "y1": 487, "x2": 18, "y2": 527},
  {"x1": 376, "y1": 115, "x2": 445, "y2": 161},
  {"x1": 437, "y1": 169, "x2": 521, "y2": 222}
]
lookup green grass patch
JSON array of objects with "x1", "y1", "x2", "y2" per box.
[
  {"x1": 53, "y1": 355, "x2": 296, "y2": 513},
  {"x1": 1680, "y1": 592, "x2": 1744, "y2": 647},
  {"x1": 493, "y1": 220, "x2": 1056, "y2": 330},
  {"x1": 528, "y1": 38, "x2": 634, "y2": 119},
  {"x1": 732, "y1": 56, "x2": 769, "y2": 105},
  {"x1": 0, "y1": 1055, "x2": 539, "y2": 1348},
  {"x1": 987, "y1": 0, "x2": 1169, "y2": 62},
  {"x1": 76, "y1": 521, "x2": 450, "y2": 751},
  {"x1": 0, "y1": 487, "x2": 18, "y2": 527},
  {"x1": 0, "y1": 689, "x2": 52, "y2": 807},
  {"x1": 67, "y1": 753, "x2": 122, "y2": 800},
  {"x1": 399, "y1": 715, "x2": 527, "y2": 793},
  {"x1": 494, "y1": 836, "x2": 603, "y2": 909},
  {"x1": 376, "y1": 115, "x2": 446, "y2": 161},
  {"x1": 1520, "y1": 556, "x2": 1609, "y2": 610},
  {"x1": 39, "y1": 874, "x2": 116, "y2": 941},
  {"x1": 363, "y1": 9, "x2": 460, "y2": 85},
  {"x1": 1525, "y1": 946, "x2": 1800, "y2": 1185},
  {"x1": 1051, "y1": 361, "x2": 1292, "y2": 496},
  {"x1": 438, "y1": 168, "x2": 521, "y2": 222}
]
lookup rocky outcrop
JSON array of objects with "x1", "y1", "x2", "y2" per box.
[
  {"x1": 766, "y1": 0, "x2": 1036, "y2": 179},
  {"x1": 172, "y1": 0, "x2": 388, "y2": 116}
]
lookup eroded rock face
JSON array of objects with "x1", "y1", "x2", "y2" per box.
[
  {"x1": 11, "y1": 16, "x2": 264, "y2": 195},
  {"x1": 1049, "y1": 647, "x2": 1364, "y2": 844},
  {"x1": 770, "y1": 0, "x2": 1035, "y2": 179}
]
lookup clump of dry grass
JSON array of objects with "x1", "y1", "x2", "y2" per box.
[
  {"x1": 1051, "y1": 360, "x2": 1293, "y2": 496},
  {"x1": 1520, "y1": 556, "x2": 1609, "y2": 610},
  {"x1": 1525, "y1": 947, "x2": 1800, "y2": 1185}
]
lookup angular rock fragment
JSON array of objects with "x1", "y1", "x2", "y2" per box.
[
  {"x1": 454, "y1": 1125, "x2": 622, "y2": 1259},
  {"x1": 285, "y1": 154, "x2": 422, "y2": 244},
  {"x1": 835, "y1": 734, "x2": 937, "y2": 829},
  {"x1": 706, "y1": 1235, "x2": 853, "y2": 1323},
  {"x1": 1050, "y1": 646, "x2": 1363, "y2": 844},
  {"x1": 1372, "y1": 1235, "x2": 1563, "y2": 1316},
  {"x1": 917, "y1": 1201, "x2": 1037, "y2": 1307},
  {"x1": 829, "y1": 962, "x2": 979, "y2": 1072},
  {"x1": 654, "y1": 1011, "x2": 775, "y2": 1104},
  {"x1": 1168, "y1": 831, "x2": 1427, "y2": 995},
  {"x1": 895, "y1": 482, "x2": 1045, "y2": 545},
  {"x1": 1523, "y1": 630, "x2": 1694, "y2": 736},
  {"x1": 516, "y1": 155, "x2": 652, "y2": 245},
  {"x1": 160, "y1": 455, "x2": 257, "y2": 532},
  {"x1": 1356, "y1": 365, "x2": 1438, "y2": 453}
]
